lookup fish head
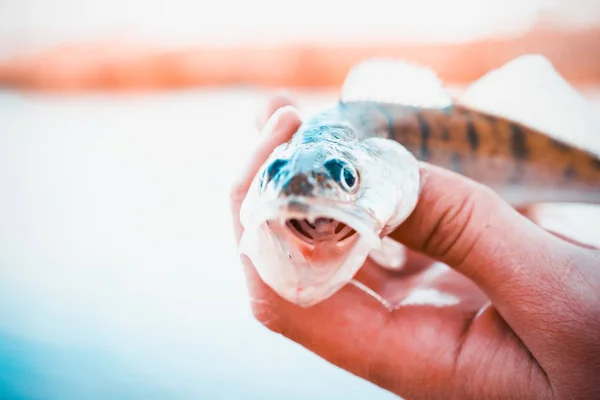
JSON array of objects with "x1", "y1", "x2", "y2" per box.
[
  {"x1": 259, "y1": 138, "x2": 361, "y2": 203},
  {"x1": 239, "y1": 130, "x2": 419, "y2": 307}
]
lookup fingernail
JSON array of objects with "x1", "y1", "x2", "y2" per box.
[
  {"x1": 259, "y1": 107, "x2": 284, "y2": 138},
  {"x1": 259, "y1": 105, "x2": 300, "y2": 141}
]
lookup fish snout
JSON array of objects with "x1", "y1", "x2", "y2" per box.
[{"x1": 282, "y1": 173, "x2": 314, "y2": 196}]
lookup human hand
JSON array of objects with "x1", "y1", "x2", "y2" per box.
[{"x1": 230, "y1": 94, "x2": 600, "y2": 400}]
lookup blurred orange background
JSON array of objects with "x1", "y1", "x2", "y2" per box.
[{"x1": 1, "y1": 0, "x2": 600, "y2": 92}]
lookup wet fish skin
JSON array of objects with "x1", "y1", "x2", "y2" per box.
[{"x1": 312, "y1": 100, "x2": 600, "y2": 207}]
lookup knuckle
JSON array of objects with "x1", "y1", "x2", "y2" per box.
[{"x1": 423, "y1": 181, "x2": 495, "y2": 266}]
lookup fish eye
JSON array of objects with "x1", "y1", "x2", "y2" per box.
[
  {"x1": 324, "y1": 158, "x2": 358, "y2": 192},
  {"x1": 260, "y1": 158, "x2": 288, "y2": 188},
  {"x1": 342, "y1": 166, "x2": 357, "y2": 189}
]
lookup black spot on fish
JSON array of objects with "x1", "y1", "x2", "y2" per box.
[
  {"x1": 416, "y1": 111, "x2": 430, "y2": 161},
  {"x1": 549, "y1": 137, "x2": 571, "y2": 152},
  {"x1": 510, "y1": 123, "x2": 529, "y2": 160},
  {"x1": 593, "y1": 157, "x2": 600, "y2": 171},
  {"x1": 451, "y1": 152, "x2": 462, "y2": 174},
  {"x1": 563, "y1": 165, "x2": 577, "y2": 180},
  {"x1": 465, "y1": 112, "x2": 479, "y2": 152}
]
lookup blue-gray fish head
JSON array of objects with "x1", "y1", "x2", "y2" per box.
[
  {"x1": 259, "y1": 144, "x2": 360, "y2": 202},
  {"x1": 238, "y1": 134, "x2": 420, "y2": 308}
]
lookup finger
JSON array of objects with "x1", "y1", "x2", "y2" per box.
[
  {"x1": 546, "y1": 229, "x2": 598, "y2": 249},
  {"x1": 388, "y1": 163, "x2": 594, "y2": 354},
  {"x1": 244, "y1": 251, "x2": 540, "y2": 400},
  {"x1": 242, "y1": 254, "x2": 482, "y2": 399},
  {"x1": 356, "y1": 256, "x2": 488, "y2": 311},
  {"x1": 516, "y1": 205, "x2": 598, "y2": 249},
  {"x1": 230, "y1": 105, "x2": 302, "y2": 242},
  {"x1": 255, "y1": 91, "x2": 297, "y2": 130},
  {"x1": 357, "y1": 247, "x2": 437, "y2": 293}
]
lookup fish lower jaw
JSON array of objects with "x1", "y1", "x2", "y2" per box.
[{"x1": 240, "y1": 215, "x2": 382, "y2": 308}]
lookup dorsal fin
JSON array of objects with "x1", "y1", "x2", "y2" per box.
[
  {"x1": 461, "y1": 54, "x2": 600, "y2": 157},
  {"x1": 340, "y1": 58, "x2": 453, "y2": 109}
]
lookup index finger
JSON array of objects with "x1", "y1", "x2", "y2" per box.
[{"x1": 230, "y1": 104, "x2": 301, "y2": 243}]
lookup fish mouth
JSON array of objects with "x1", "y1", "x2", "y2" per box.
[
  {"x1": 284, "y1": 217, "x2": 357, "y2": 246},
  {"x1": 244, "y1": 196, "x2": 381, "y2": 249},
  {"x1": 239, "y1": 197, "x2": 382, "y2": 307}
]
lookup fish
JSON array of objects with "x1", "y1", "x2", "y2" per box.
[{"x1": 238, "y1": 54, "x2": 600, "y2": 308}]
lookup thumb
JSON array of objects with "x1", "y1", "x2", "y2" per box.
[{"x1": 388, "y1": 163, "x2": 589, "y2": 348}]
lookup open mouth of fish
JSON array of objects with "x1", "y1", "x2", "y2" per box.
[
  {"x1": 284, "y1": 217, "x2": 357, "y2": 245},
  {"x1": 239, "y1": 197, "x2": 382, "y2": 306},
  {"x1": 246, "y1": 197, "x2": 382, "y2": 250}
]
